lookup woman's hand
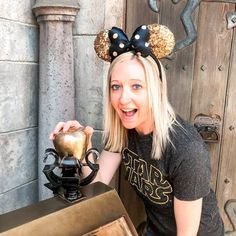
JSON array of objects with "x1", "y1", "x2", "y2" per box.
[
  {"x1": 49, "y1": 120, "x2": 94, "y2": 148},
  {"x1": 49, "y1": 121, "x2": 122, "y2": 185}
]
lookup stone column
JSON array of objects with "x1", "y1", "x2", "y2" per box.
[{"x1": 32, "y1": 0, "x2": 80, "y2": 200}]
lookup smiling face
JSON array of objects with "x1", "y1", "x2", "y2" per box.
[{"x1": 110, "y1": 58, "x2": 154, "y2": 135}]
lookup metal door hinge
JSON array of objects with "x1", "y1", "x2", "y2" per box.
[
  {"x1": 148, "y1": 0, "x2": 201, "y2": 53},
  {"x1": 227, "y1": 12, "x2": 236, "y2": 29},
  {"x1": 194, "y1": 113, "x2": 221, "y2": 143}
]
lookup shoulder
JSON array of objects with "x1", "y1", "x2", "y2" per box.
[
  {"x1": 171, "y1": 115, "x2": 202, "y2": 142},
  {"x1": 170, "y1": 115, "x2": 208, "y2": 155}
]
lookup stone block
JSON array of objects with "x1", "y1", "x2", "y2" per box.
[
  {"x1": 92, "y1": 130, "x2": 103, "y2": 152},
  {"x1": 0, "y1": 0, "x2": 37, "y2": 25},
  {"x1": 73, "y1": 0, "x2": 125, "y2": 35},
  {"x1": 0, "y1": 20, "x2": 38, "y2": 61},
  {"x1": 0, "y1": 128, "x2": 38, "y2": 193},
  {"x1": 0, "y1": 180, "x2": 38, "y2": 214},
  {"x1": 0, "y1": 62, "x2": 38, "y2": 132},
  {"x1": 73, "y1": 0, "x2": 105, "y2": 35},
  {"x1": 74, "y1": 36, "x2": 106, "y2": 130}
]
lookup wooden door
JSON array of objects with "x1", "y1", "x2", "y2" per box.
[{"x1": 120, "y1": 0, "x2": 236, "y2": 232}]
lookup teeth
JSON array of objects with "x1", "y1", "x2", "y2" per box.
[{"x1": 122, "y1": 109, "x2": 134, "y2": 112}]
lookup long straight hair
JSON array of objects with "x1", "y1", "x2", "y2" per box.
[{"x1": 103, "y1": 52, "x2": 176, "y2": 159}]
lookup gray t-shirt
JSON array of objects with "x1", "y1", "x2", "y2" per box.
[{"x1": 121, "y1": 116, "x2": 224, "y2": 236}]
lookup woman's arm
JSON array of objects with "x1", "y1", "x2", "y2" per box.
[
  {"x1": 174, "y1": 196, "x2": 202, "y2": 236},
  {"x1": 93, "y1": 150, "x2": 122, "y2": 185}
]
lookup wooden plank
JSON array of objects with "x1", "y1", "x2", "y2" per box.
[
  {"x1": 160, "y1": 0, "x2": 197, "y2": 120},
  {"x1": 203, "y1": 0, "x2": 236, "y2": 2},
  {"x1": 217, "y1": 27, "x2": 236, "y2": 231},
  {"x1": 121, "y1": 1, "x2": 236, "y2": 232},
  {"x1": 84, "y1": 217, "x2": 133, "y2": 236},
  {"x1": 125, "y1": 0, "x2": 159, "y2": 37},
  {"x1": 190, "y1": 2, "x2": 234, "y2": 192}
]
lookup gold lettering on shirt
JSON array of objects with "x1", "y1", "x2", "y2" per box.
[{"x1": 122, "y1": 148, "x2": 172, "y2": 205}]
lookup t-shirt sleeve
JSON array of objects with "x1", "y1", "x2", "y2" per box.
[{"x1": 171, "y1": 138, "x2": 211, "y2": 201}]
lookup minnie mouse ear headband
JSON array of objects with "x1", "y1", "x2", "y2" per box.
[
  {"x1": 94, "y1": 23, "x2": 175, "y2": 62},
  {"x1": 94, "y1": 24, "x2": 175, "y2": 81}
]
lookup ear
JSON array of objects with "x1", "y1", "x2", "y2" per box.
[
  {"x1": 94, "y1": 29, "x2": 111, "y2": 62},
  {"x1": 148, "y1": 24, "x2": 175, "y2": 59}
]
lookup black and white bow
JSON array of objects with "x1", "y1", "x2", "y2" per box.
[{"x1": 108, "y1": 25, "x2": 152, "y2": 61}]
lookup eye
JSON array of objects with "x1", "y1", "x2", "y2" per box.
[
  {"x1": 132, "y1": 84, "x2": 142, "y2": 90},
  {"x1": 111, "y1": 84, "x2": 121, "y2": 91}
]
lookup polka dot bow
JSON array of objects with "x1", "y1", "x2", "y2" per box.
[{"x1": 94, "y1": 24, "x2": 175, "y2": 62}]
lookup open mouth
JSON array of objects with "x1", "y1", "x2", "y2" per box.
[{"x1": 122, "y1": 109, "x2": 137, "y2": 117}]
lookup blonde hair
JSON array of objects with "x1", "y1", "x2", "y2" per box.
[{"x1": 103, "y1": 52, "x2": 176, "y2": 159}]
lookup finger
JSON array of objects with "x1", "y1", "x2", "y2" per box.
[
  {"x1": 49, "y1": 122, "x2": 65, "y2": 140},
  {"x1": 84, "y1": 126, "x2": 94, "y2": 136},
  {"x1": 63, "y1": 120, "x2": 81, "y2": 132},
  {"x1": 54, "y1": 122, "x2": 66, "y2": 133},
  {"x1": 49, "y1": 132, "x2": 54, "y2": 140},
  {"x1": 84, "y1": 126, "x2": 94, "y2": 149}
]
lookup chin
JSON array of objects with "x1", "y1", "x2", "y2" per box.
[{"x1": 121, "y1": 122, "x2": 136, "y2": 130}]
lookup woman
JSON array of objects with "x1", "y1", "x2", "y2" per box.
[{"x1": 50, "y1": 24, "x2": 224, "y2": 236}]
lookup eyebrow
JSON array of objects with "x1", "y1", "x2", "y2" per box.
[{"x1": 110, "y1": 78, "x2": 145, "y2": 82}]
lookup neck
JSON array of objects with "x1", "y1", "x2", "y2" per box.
[{"x1": 135, "y1": 125, "x2": 154, "y2": 135}]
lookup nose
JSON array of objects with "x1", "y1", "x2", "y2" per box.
[{"x1": 119, "y1": 87, "x2": 131, "y2": 104}]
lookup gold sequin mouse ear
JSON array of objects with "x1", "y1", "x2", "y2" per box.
[
  {"x1": 147, "y1": 24, "x2": 175, "y2": 59},
  {"x1": 94, "y1": 30, "x2": 111, "y2": 62},
  {"x1": 94, "y1": 24, "x2": 175, "y2": 62}
]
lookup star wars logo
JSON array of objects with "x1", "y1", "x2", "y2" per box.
[{"x1": 122, "y1": 148, "x2": 172, "y2": 205}]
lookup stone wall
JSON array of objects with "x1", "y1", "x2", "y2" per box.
[
  {"x1": 0, "y1": 0, "x2": 126, "y2": 214},
  {"x1": 0, "y1": 0, "x2": 39, "y2": 214},
  {"x1": 73, "y1": 0, "x2": 125, "y2": 186}
]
